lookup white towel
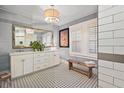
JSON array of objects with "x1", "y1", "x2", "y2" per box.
[{"x1": 84, "y1": 61, "x2": 95, "y2": 65}]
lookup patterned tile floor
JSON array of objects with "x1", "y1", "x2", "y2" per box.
[{"x1": 1, "y1": 60, "x2": 97, "y2": 88}]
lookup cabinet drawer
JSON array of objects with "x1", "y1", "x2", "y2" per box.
[
  {"x1": 34, "y1": 59, "x2": 41, "y2": 63},
  {"x1": 45, "y1": 53, "x2": 54, "y2": 57},
  {"x1": 11, "y1": 55, "x2": 25, "y2": 63},
  {"x1": 12, "y1": 54, "x2": 33, "y2": 61},
  {"x1": 34, "y1": 66, "x2": 41, "y2": 71},
  {"x1": 34, "y1": 58, "x2": 47, "y2": 64},
  {"x1": 34, "y1": 63, "x2": 48, "y2": 71},
  {"x1": 34, "y1": 53, "x2": 45, "y2": 58},
  {"x1": 34, "y1": 63, "x2": 41, "y2": 71}
]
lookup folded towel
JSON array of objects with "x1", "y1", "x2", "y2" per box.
[{"x1": 84, "y1": 61, "x2": 95, "y2": 65}]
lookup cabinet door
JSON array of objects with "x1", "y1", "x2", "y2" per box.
[
  {"x1": 54, "y1": 53, "x2": 60, "y2": 65},
  {"x1": 24, "y1": 54, "x2": 33, "y2": 74},
  {"x1": 14, "y1": 61, "x2": 23, "y2": 78},
  {"x1": 12, "y1": 56, "x2": 24, "y2": 78},
  {"x1": 46, "y1": 52, "x2": 55, "y2": 66}
]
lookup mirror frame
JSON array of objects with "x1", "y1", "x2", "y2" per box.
[{"x1": 12, "y1": 24, "x2": 54, "y2": 49}]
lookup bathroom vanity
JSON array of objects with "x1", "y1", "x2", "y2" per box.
[{"x1": 10, "y1": 51, "x2": 60, "y2": 79}]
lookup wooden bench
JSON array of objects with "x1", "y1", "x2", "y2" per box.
[
  {"x1": 68, "y1": 56, "x2": 97, "y2": 78},
  {"x1": 0, "y1": 72, "x2": 11, "y2": 87}
]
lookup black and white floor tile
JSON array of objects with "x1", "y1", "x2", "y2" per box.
[{"x1": 1, "y1": 60, "x2": 97, "y2": 88}]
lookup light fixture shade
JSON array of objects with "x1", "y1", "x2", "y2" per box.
[{"x1": 44, "y1": 8, "x2": 60, "y2": 23}]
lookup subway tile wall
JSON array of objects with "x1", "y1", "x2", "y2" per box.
[
  {"x1": 99, "y1": 5, "x2": 124, "y2": 54},
  {"x1": 98, "y1": 60, "x2": 124, "y2": 88},
  {"x1": 98, "y1": 5, "x2": 124, "y2": 88}
]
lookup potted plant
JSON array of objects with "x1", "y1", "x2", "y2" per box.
[{"x1": 30, "y1": 41, "x2": 45, "y2": 52}]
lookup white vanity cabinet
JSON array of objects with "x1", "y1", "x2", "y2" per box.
[
  {"x1": 33, "y1": 53, "x2": 48, "y2": 71},
  {"x1": 53, "y1": 52, "x2": 60, "y2": 65},
  {"x1": 23, "y1": 54, "x2": 34, "y2": 75},
  {"x1": 33, "y1": 52, "x2": 60, "y2": 72},
  {"x1": 11, "y1": 55, "x2": 24, "y2": 78},
  {"x1": 10, "y1": 51, "x2": 60, "y2": 79},
  {"x1": 10, "y1": 53, "x2": 34, "y2": 78}
]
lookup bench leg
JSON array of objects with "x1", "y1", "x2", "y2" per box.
[
  {"x1": 8, "y1": 78, "x2": 12, "y2": 87},
  {"x1": 88, "y1": 68, "x2": 92, "y2": 78},
  {"x1": 69, "y1": 62, "x2": 73, "y2": 70},
  {"x1": 0, "y1": 80, "x2": 1, "y2": 88}
]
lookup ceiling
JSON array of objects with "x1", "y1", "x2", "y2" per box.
[{"x1": 0, "y1": 5, "x2": 97, "y2": 26}]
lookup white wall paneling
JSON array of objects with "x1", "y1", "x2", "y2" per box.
[
  {"x1": 98, "y1": 60, "x2": 114, "y2": 69},
  {"x1": 114, "y1": 38, "x2": 124, "y2": 46},
  {"x1": 114, "y1": 29, "x2": 124, "y2": 38},
  {"x1": 99, "y1": 39, "x2": 114, "y2": 46},
  {"x1": 99, "y1": 21, "x2": 124, "y2": 32},
  {"x1": 114, "y1": 12, "x2": 124, "y2": 22},
  {"x1": 98, "y1": 5, "x2": 113, "y2": 12},
  {"x1": 114, "y1": 78, "x2": 124, "y2": 87},
  {"x1": 99, "y1": 31, "x2": 113, "y2": 39},
  {"x1": 98, "y1": 5, "x2": 124, "y2": 88},
  {"x1": 99, "y1": 46, "x2": 113, "y2": 53},
  {"x1": 99, "y1": 16, "x2": 113, "y2": 25},
  {"x1": 114, "y1": 62, "x2": 124, "y2": 72},
  {"x1": 99, "y1": 6, "x2": 124, "y2": 18},
  {"x1": 98, "y1": 73, "x2": 114, "y2": 84},
  {"x1": 98, "y1": 80, "x2": 116, "y2": 88}
]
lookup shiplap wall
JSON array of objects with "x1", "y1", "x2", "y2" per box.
[
  {"x1": 0, "y1": 22, "x2": 12, "y2": 71},
  {"x1": 98, "y1": 5, "x2": 124, "y2": 88}
]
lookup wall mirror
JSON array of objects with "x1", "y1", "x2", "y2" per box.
[{"x1": 12, "y1": 25, "x2": 53, "y2": 49}]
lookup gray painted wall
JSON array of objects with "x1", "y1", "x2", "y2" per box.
[
  {"x1": 0, "y1": 22, "x2": 33, "y2": 71},
  {"x1": 58, "y1": 13, "x2": 97, "y2": 59},
  {"x1": 0, "y1": 22, "x2": 12, "y2": 71}
]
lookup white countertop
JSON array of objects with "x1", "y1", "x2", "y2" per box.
[{"x1": 10, "y1": 50, "x2": 58, "y2": 56}]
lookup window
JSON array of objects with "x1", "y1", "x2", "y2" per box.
[
  {"x1": 88, "y1": 27, "x2": 97, "y2": 53},
  {"x1": 71, "y1": 30, "x2": 81, "y2": 52}
]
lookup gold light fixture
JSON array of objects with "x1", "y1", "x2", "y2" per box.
[{"x1": 44, "y1": 5, "x2": 60, "y2": 24}]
